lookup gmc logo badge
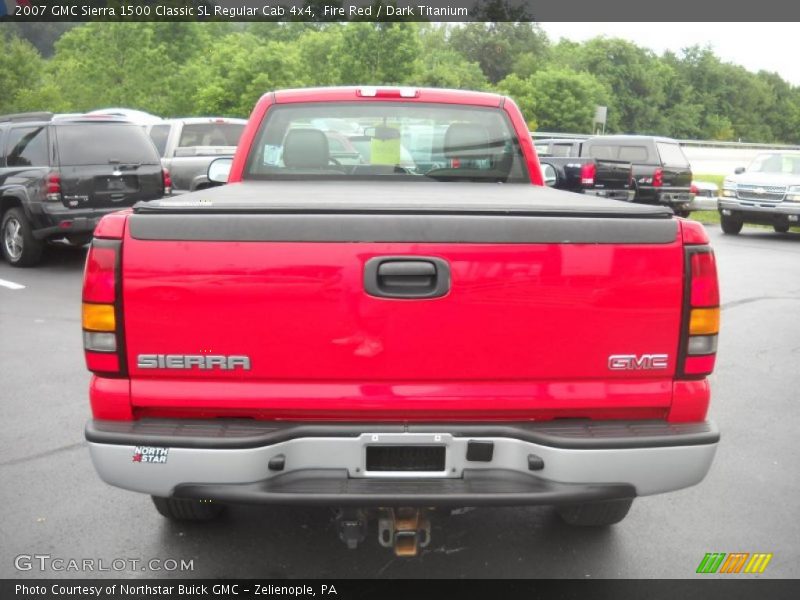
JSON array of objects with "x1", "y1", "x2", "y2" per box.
[{"x1": 608, "y1": 354, "x2": 669, "y2": 370}]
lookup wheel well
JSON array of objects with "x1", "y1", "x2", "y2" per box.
[{"x1": 0, "y1": 195, "x2": 23, "y2": 219}]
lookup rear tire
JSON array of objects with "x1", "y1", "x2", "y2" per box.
[
  {"x1": 151, "y1": 496, "x2": 225, "y2": 521},
  {"x1": 1, "y1": 207, "x2": 44, "y2": 267},
  {"x1": 720, "y1": 214, "x2": 743, "y2": 235},
  {"x1": 674, "y1": 209, "x2": 691, "y2": 218},
  {"x1": 773, "y1": 224, "x2": 790, "y2": 233},
  {"x1": 556, "y1": 498, "x2": 633, "y2": 526}
]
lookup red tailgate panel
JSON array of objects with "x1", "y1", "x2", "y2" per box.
[{"x1": 122, "y1": 238, "x2": 683, "y2": 417}]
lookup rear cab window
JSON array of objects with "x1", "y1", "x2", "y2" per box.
[
  {"x1": 549, "y1": 143, "x2": 575, "y2": 157},
  {"x1": 55, "y1": 123, "x2": 160, "y2": 166},
  {"x1": 244, "y1": 102, "x2": 529, "y2": 183},
  {"x1": 178, "y1": 123, "x2": 244, "y2": 148}
]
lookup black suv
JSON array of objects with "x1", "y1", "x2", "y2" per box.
[{"x1": 0, "y1": 112, "x2": 169, "y2": 266}]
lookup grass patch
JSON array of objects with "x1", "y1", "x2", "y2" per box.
[
  {"x1": 693, "y1": 173, "x2": 725, "y2": 188},
  {"x1": 691, "y1": 211, "x2": 720, "y2": 225}
]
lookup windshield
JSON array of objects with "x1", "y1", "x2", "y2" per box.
[
  {"x1": 56, "y1": 123, "x2": 160, "y2": 166},
  {"x1": 244, "y1": 102, "x2": 528, "y2": 183},
  {"x1": 747, "y1": 153, "x2": 800, "y2": 175}
]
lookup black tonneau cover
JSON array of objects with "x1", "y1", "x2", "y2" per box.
[
  {"x1": 129, "y1": 181, "x2": 678, "y2": 245},
  {"x1": 134, "y1": 181, "x2": 672, "y2": 218}
]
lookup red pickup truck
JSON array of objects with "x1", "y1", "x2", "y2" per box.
[{"x1": 82, "y1": 87, "x2": 720, "y2": 556}]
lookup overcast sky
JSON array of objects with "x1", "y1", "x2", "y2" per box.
[{"x1": 539, "y1": 23, "x2": 800, "y2": 86}]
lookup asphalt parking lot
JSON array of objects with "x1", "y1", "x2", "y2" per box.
[{"x1": 1, "y1": 226, "x2": 799, "y2": 579}]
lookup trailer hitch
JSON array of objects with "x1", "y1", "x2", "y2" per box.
[{"x1": 377, "y1": 508, "x2": 432, "y2": 557}]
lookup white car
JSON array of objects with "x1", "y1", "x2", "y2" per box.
[{"x1": 690, "y1": 180, "x2": 719, "y2": 211}]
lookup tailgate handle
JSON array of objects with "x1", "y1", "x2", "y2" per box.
[{"x1": 365, "y1": 257, "x2": 450, "y2": 299}]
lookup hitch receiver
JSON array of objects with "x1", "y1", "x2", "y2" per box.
[{"x1": 378, "y1": 508, "x2": 432, "y2": 557}]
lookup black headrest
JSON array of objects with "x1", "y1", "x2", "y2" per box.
[
  {"x1": 443, "y1": 123, "x2": 491, "y2": 159},
  {"x1": 283, "y1": 128, "x2": 330, "y2": 168}
]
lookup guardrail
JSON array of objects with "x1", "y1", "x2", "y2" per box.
[{"x1": 531, "y1": 131, "x2": 800, "y2": 151}]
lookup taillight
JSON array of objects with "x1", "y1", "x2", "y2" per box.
[
  {"x1": 46, "y1": 170, "x2": 61, "y2": 202},
  {"x1": 162, "y1": 168, "x2": 172, "y2": 195},
  {"x1": 690, "y1": 183, "x2": 699, "y2": 195},
  {"x1": 82, "y1": 240, "x2": 125, "y2": 376},
  {"x1": 580, "y1": 162, "x2": 596, "y2": 186},
  {"x1": 653, "y1": 168, "x2": 663, "y2": 187},
  {"x1": 680, "y1": 246, "x2": 719, "y2": 378}
]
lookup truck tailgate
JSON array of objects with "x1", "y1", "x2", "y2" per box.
[
  {"x1": 595, "y1": 159, "x2": 632, "y2": 190},
  {"x1": 120, "y1": 182, "x2": 683, "y2": 420}
]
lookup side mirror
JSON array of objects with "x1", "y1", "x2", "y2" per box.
[
  {"x1": 207, "y1": 157, "x2": 233, "y2": 184},
  {"x1": 734, "y1": 167, "x2": 745, "y2": 174},
  {"x1": 541, "y1": 163, "x2": 558, "y2": 187}
]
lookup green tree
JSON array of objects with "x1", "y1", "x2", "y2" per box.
[
  {"x1": 47, "y1": 23, "x2": 178, "y2": 114},
  {"x1": 6, "y1": 21, "x2": 800, "y2": 144},
  {"x1": 673, "y1": 46, "x2": 777, "y2": 142},
  {"x1": 335, "y1": 23, "x2": 421, "y2": 85},
  {"x1": 0, "y1": 31, "x2": 53, "y2": 114},
  {"x1": 497, "y1": 68, "x2": 607, "y2": 133},
  {"x1": 658, "y1": 51, "x2": 703, "y2": 139},
  {"x1": 3, "y1": 23, "x2": 77, "y2": 58},
  {"x1": 295, "y1": 25, "x2": 346, "y2": 85},
  {"x1": 703, "y1": 114, "x2": 735, "y2": 141},
  {"x1": 179, "y1": 32, "x2": 306, "y2": 116},
  {"x1": 449, "y1": 22, "x2": 549, "y2": 84},
  {"x1": 556, "y1": 38, "x2": 671, "y2": 134},
  {"x1": 415, "y1": 25, "x2": 489, "y2": 90},
  {"x1": 495, "y1": 74, "x2": 537, "y2": 129},
  {"x1": 757, "y1": 71, "x2": 800, "y2": 144}
]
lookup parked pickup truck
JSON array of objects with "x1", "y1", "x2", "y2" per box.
[
  {"x1": 535, "y1": 138, "x2": 634, "y2": 201},
  {"x1": 537, "y1": 136, "x2": 694, "y2": 216},
  {"x1": 145, "y1": 117, "x2": 246, "y2": 194},
  {"x1": 83, "y1": 87, "x2": 720, "y2": 557},
  {"x1": 719, "y1": 151, "x2": 800, "y2": 234},
  {"x1": 581, "y1": 135, "x2": 694, "y2": 216}
]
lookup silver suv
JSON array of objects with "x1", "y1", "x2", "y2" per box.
[{"x1": 719, "y1": 152, "x2": 800, "y2": 234}]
